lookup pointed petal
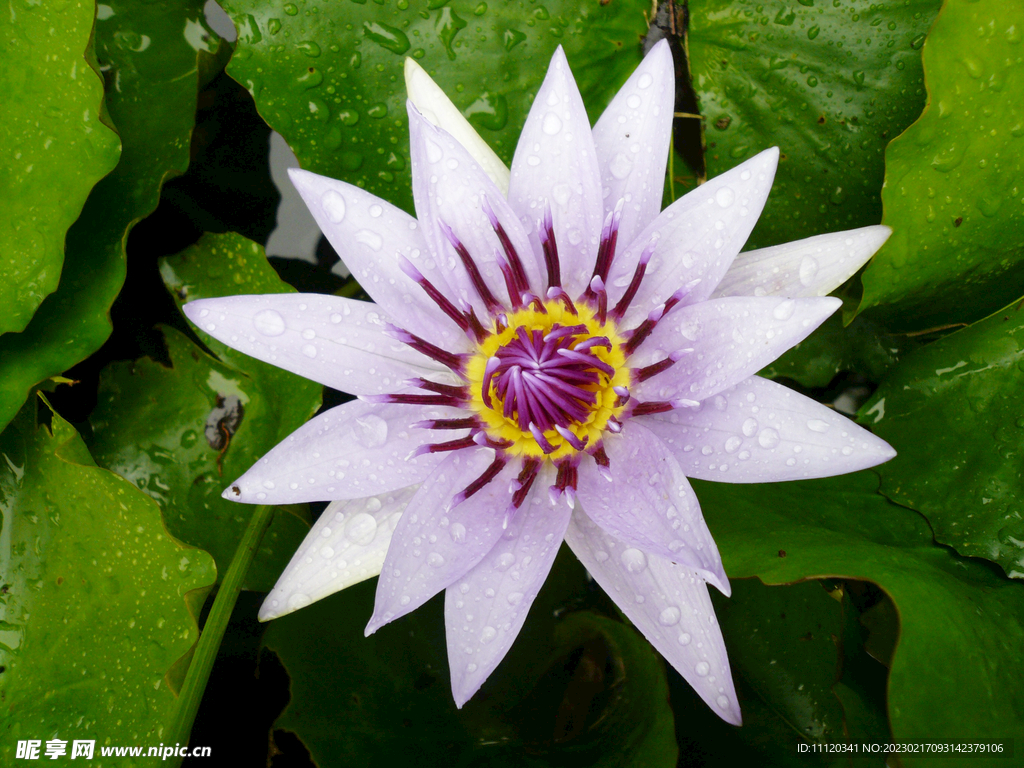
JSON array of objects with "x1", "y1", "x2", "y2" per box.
[
  {"x1": 639, "y1": 376, "x2": 896, "y2": 482},
  {"x1": 445, "y1": 463, "x2": 569, "y2": 707},
  {"x1": 631, "y1": 296, "x2": 840, "y2": 403},
  {"x1": 592, "y1": 39, "x2": 675, "y2": 249},
  {"x1": 404, "y1": 57, "x2": 510, "y2": 195},
  {"x1": 183, "y1": 294, "x2": 459, "y2": 395},
  {"x1": 288, "y1": 168, "x2": 471, "y2": 351},
  {"x1": 712, "y1": 226, "x2": 892, "y2": 300},
  {"x1": 608, "y1": 148, "x2": 779, "y2": 328},
  {"x1": 565, "y1": 510, "x2": 741, "y2": 725},
  {"x1": 408, "y1": 104, "x2": 542, "y2": 308},
  {"x1": 258, "y1": 488, "x2": 415, "y2": 621},
  {"x1": 508, "y1": 46, "x2": 603, "y2": 298},
  {"x1": 577, "y1": 423, "x2": 728, "y2": 595},
  {"x1": 224, "y1": 400, "x2": 465, "y2": 504},
  {"x1": 366, "y1": 449, "x2": 517, "y2": 634}
]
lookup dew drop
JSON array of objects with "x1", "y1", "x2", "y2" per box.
[
  {"x1": 678, "y1": 632, "x2": 692, "y2": 645},
  {"x1": 301, "y1": 344, "x2": 317, "y2": 358},
  {"x1": 620, "y1": 548, "x2": 647, "y2": 573},
  {"x1": 320, "y1": 546, "x2": 335, "y2": 558},
  {"x1": 637, "y1": 72, "x2": 653, "y2": 89},
  {"x1": 346, "y1": 512, "x2": 378, "y2": 545},
  {"x1": 626, "y1": 93, "x2": 641, "y2": 109},
  {"x1": 425, "y1": 139, "x2": 443, "y2": 163},
  {"x1": 772, "y1": 299, "x2": 795, "y2": 321},
  {"x1": 427, "y1": 552, "x2": 445, "y2": 567},
  {"x1": 807, "y1": 419, "x2": 830, "y2": 433},
  {"x1": 287, "y1": 593, "x2": 311, "y2": 610},
  {"x1": 695, "y1": 661, "x2": 710, "y2": 676},
  {"x1": 355, "y1": 229, "x2": 384, "y2": 251},
  {"x1": 659, "y1": 606, "x2": 681, "y2": 626},
  {"x1": 715, "y1": 187, "x2": 735, "y2": 208},
  {"x1": 798, "y1": 256, "x2": 819, "y2": 286},
  {"x1": 542, "y1": 112, "x2": 562, "y2": 135},
  {"x1": 496, "y1": 552, "x2": 515, "y2": 570},
  {"x1": 507, "y1": 591, "x2": 523, "y2": 605},
  {"x1": 480, "y1": 626, "x2": 497, "y2": 643},
  {"x1": 321, "y1": 190, "x2": 346, "y2": 222},
  {"x1": 758, "y1": 428, "x2": 780, "y2": 449},
  {"x1": 450, "y1": 522, "x2": 467, "y2": 542},
  {"x1": 354, "y1": 415, "x2": 388, "y2": 448},
  {"x1": 609, "y1": 152, "x2": 633, "y2": 179},
  {"x1": 741, "y1": 418, "x2": 758, "y2": 437},
  {"x1": 724, "y1": 436, "x2": 741, "y2": 454},
  {"x1": 253, "y1": 309, "x2": 286, "y2": 336},
  {"x1": 716, "y1": 694, "x2": 729, "y2": 709}
]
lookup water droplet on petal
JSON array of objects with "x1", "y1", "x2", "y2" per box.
[
  {"x1": 659, "y1": 606, "x2": 681, "y2": 626},
  {"x1": 695, "y1": 661, "x2": 710, "y2": 676},
  {"x1": 609, "y1": 152, "x2": 633, "y2": 179},
  {"x1": 253, "y1": 309, "x2": 286, "y2": 336},
  {"x1": 758, "y1": 428, "x2": 780, "y2": 449},
  {"x1": 355, "y1": 229, "x2": 384, "y2": 251},
  {"x1": 716, "y1": 694, "x2": 729, "y2": 708},
  {"x1": 620, "y1": 548, "x2": 647, "y2": 573},
  {"x1": 507, "y1": 591, "x2": 524, "y2": 605},
  {"x1": 678, "y1": 632, "x2": 692, "y2": 645},
  {"x1": 807, "y1": 419, "x2": 830, "y2": 433},
  {"x1": 741, "y1": 418, "x2": 758, "y2": 437},
  {"x1": 724, "y1": 436, "x2": 741, "y2": 454},
  {"x1": 321, "y1": 190, "x2": 346, "y2": 222},
  {"x1": 496, "y1": 552, "x2": 515, "y2": 570},
  {"x1": 626, "y1": 93, "x2": 642, "y2": 109},
  {"x1": 346, "y1": 512, "x2": 378, "y2": 545},
  {"x1": 542, "y1": 112, "x2": 562, "y2": 135},
  {"x1": 798, "y1": 256, "x2": 819, "y2": 286},
  {"x1": 715, "y1": 187, "x2": 735, "y2": 208},
  {"x1": 427, "y1": 552, "x2": 445, "y2": 567},
  {"x1": 637, "y1": 72, "x2": 653, "y2": 89},
  {"x1": 772, "y1": 299, "x2": 795, "y2": 320},
  {"x1": 480, "y1": 626, "x2": 497, "y2": 643},
  {"x1": 450, "y1": 522, "x2": 466, "y2": 542},
  {"x1": 355, "y1": 415, "x2": 388, "y2": 448},
  {"x1": 288, "y1": 593, "x2": 311, "y2": 610},
  {"x1": 301, "y1": 344, "x2": 317, "y2": 358}
]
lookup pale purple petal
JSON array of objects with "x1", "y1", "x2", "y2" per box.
[
  {"x1": 638, "y1": 376, "x2": 896, "y2": 482},
  {"x1": 408, "y1": 104, "x2": 542, "y2": 307},
  {"x1": 712, "y1": 226, "x2": 892, "y2": 300},
  {"x1": 631, "y1": 296, "x2": 840, "y2": 403},
  {"x1": 183, "y1": 294, "x2": 459, "y2": 395},
  {"x1": 445, "y1": 463, "x2": 569, "y2": 707},
  {"x1": 607, "y1": 148, "x2": 779, "y2": 329},
  {"x1": 565, "y1": 510, "x2": 741, "y2": 725},
  {"x1": 508, "y1": 46, "x2": 604, "y2": 298},
  {"x1": 258, "y1": 488, "x2": 416, "y2": 621},
  {"x1": 366, "y1": 449, "x2": 517, "y2": 634},
  {"x1": 577, "y1": 423, "x2": 728, "y2": 595},
  {"x1": 223, "y1": 400, "x2": 464, "y2": 504},
  {"x1": 404, "y1": 58, "x2": 510, "y2": 195},
  {"x1": 288, "y1": 168, "x2": 470, "y2": 351},
  {"x1": 592, "y1": 39, "x2": 674, "y2": 249}
]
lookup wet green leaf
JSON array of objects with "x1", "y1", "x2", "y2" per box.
[
  {"x1": 88, "y1": 232, "x2": 323, "y2": 590},
  {"x1": 689, "y1": 0, "x2": 940, "y2": 249},
  {"x1": 0, "y1": 397, "x2": 216, "y2": 763},
  {"x1": 88, "y1": 327, "x2": 315, "y2": 592},
  {"x1": 0, "y1": 0, "x2": 121, "y2": 335},
  {"x1": 695, "y1": 472, "x2": 1024, "y2": 764},
  {"x1": 0, "y1": 0, "x2": 222, "y2": 434},
  {"x1": 713, "y1": 580, "x2": 845, "y2": 744},
  {"x1": 220, "y1": 0, "x2": 649, "y2": 213},
  {"x1": 861, "y1": 298, "x2": 1024, "y2": 578},
  {"x1": 264, "y1": 547, "x2": 677, "y2": 767},
  {"x1": 858, "y1": 0, "x2": 1024, "y2": 328}
]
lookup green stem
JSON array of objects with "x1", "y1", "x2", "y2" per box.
[{"x1": 167, "y1": 504, "x2": 275, "y2": 758}]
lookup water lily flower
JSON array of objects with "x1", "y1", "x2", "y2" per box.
[{"x1": 183, "y1": 40, "x2": 895, "y2": 724}]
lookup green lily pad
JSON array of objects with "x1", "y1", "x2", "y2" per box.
[
  {"x1": 860, "y1": 298, "x2": 1024, "y2": 578},
  {"x1": 263, "y1": 546, "x2": 677, "y2": 767},
  {"x1": 713, "y1": 579, "x2": 846, "y2": 744},
  {"x1": 760, "y1": 312, "x2": 914, "y2": 389},
  {"x1": 88, "y1": 327, "x2": 315, "y2": 593},
  {"x1": 0, "y1": 0, "x2": 122, "y2": 335},
  {"x1": 0, "y1": 0, "x2": 223, "y2": 434},
  {"x1": 694, "y1": 473, "x2": 1024, "y2": 764},
  {"x1": 0, "y1": 397, "x2": 216, "y2": 763},
  {"x1": 858, "y1": 0, "x2": 1024, "y2": 329},
  {"x1": 87, "y1": 232, "x2": 324, "y2": 591},
  {"x1": 688, "y1": 0, "x2": 941, "y2": 249},
  {"x1": 220, "y1": 0, "x2": 649, "y2": 213}
]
